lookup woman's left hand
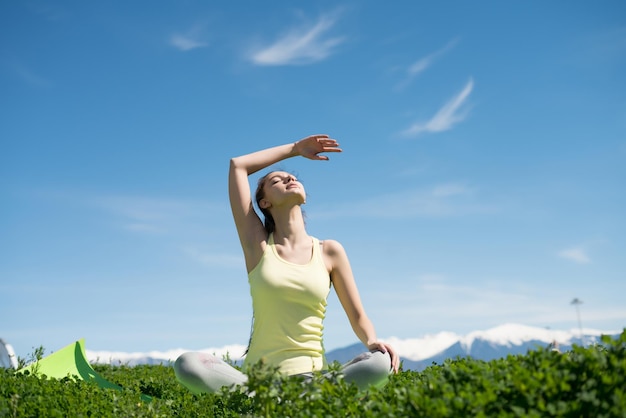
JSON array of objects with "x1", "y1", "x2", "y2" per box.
[
  {"x1": 367, "y1": 341, "x2": 400, "y2": 373},
  {"x1": 294, "y1": 134, "x2": 342, "y2": 160}
]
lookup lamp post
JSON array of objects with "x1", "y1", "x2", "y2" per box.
[{"x1": 571, "y1": 298, "x2": 584, "y2": 346}]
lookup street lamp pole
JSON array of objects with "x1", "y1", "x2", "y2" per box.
[{"x1": 571, "y1": 298, "x2": 584, "y2": 346}]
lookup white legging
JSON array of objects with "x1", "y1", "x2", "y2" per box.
[{"x1": 174, "y1": 350, "x2": 392, "y2": 394}]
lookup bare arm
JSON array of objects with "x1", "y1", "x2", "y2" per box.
[
  {"x1": 228, "y1": 134, "x2": 341, "y2": 271},
  {"x1": 325, "y1": 240, "x2": 400, "y2": 373}
]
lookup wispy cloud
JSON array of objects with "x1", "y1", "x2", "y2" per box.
[
  {"x1": 169, "y1": 24, "x2": 209, "y2": 51},
  {"x1": 396, "y1": 38, "x2": 459, "y2": 90},
  {"x1": 367, "y1": 271, "x2": 626, "y2": 339},
  {"x1": 368, "y1": 276, "x2": 554, "y2": 333},
  {"x1": 183, "y1": 247, "x2": 242, "y2": 269},
  {"x1": 579, "y1": 26, "x2": 626, "y2": 64},
  {"x1": 558, "y1": 247, "x2": 591, "y2": 264},
  {"x1": 124, "y1": 223, "x2": 164, "y2": 234},
  {"x1": 28, "y1": 4, "x2": 70, "y2": 21},
  {"x1": 313, "y1": 181, "x2": 493, "y2": 219},
  {"x1": 401, "y1": 78, "x2": 474, "y2": 138},
  {"x1": 91, "y1": 194, "x2": 244, "y2": 267},
  {"x1": 90, "y1": 194, "x2": 223, "y2": 235},
  {"x1": 10, "y1": 60, "x2": 52, "y2": 88},
  {"x1": 432, "y1": 183, "x2": 471, "y2": 198},
  {"x1": 250, "y1": 14, "x2": 345, "y2": 66}
]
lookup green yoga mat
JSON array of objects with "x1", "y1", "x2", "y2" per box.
[{"x1": 20, "y1": 339, "x2": 151, "y2": 401}]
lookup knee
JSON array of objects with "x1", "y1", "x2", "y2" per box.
[
  {"x1": 174, "y1": 352, "x2": 215, "y2": 385},
  {"x1": 363, "y1": 351, "x2": 392, "y2": 390},
  {"x1": 173, "y1": 352, "x2": 247, "y2": 395},
  {"x1": 173, "y1": 352, "x2": 195, "y2": 383},
  {"x1": 344, "y1": 350, "x2": 392, "y2": 374},
  {"x1": 341, "y1": 350, "x2": 392, "y2": 391},
  {"x1": 174, "y1": 352, "x2": 217, "y2": 395},
  {"x1": 369, "y1": 350, "x2": 392, "y2": 375}
]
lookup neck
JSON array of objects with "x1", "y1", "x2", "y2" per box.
[{"x1": 271, "y1": 205, "x2": 307, "y2": 243}]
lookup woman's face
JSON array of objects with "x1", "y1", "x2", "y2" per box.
[{"x1": 262, "y1": 171, "x2": 306, "y2": 207}]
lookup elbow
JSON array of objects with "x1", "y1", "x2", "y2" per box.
[{"x1": 229, "y1": 157, "x2": 245, "y2": 174}]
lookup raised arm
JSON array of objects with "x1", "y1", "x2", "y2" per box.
[
  {"x1": 228, "y1": 134, "x2": 341, "y2": 271},
  {"x1": 324, "y1": 240, "x2": 400, "y2": 373}
]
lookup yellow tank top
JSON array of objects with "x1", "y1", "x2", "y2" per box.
[{"x1": 243, "y1": 234, "x2": 331, "y2": 375}]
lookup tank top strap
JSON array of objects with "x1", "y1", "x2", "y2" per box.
[
  {"x1": 267, "y1": 233, "x2": 320, "y2": 264},
  {"x1": 311, "y1": 236, "x2": 321, "y2": 260}
]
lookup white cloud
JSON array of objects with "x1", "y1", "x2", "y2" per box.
[
  {"x1": 558, "y1": 247, "x2": 591, "y2": 264},
  {"x1": 11, "y1": 61, "x2": 52, "y2": 88},
  {"x1": 169, "y1": 25, "x2": 209, "y2": 51},
  {"x1": 313, "y1": 182, "x2": 491, "y2": 219},
  {"x1": 401, "y1": 78, "x2": 474, "y2": 137},
  {"x1": 416, "y1": 273, "x2": 446, "y2": 283},
  {"x1": 28, "y1": 4, "x2": 69, "y2": 21},
  {"x1": 124, "y1": 223, "x2": 164, "y2": 234},
  {"x1": 183, "y1": 247, "x2": 242, "y2": 269},
  {"x1": 250, "y1": 15, "x2": 345, "y2": 66},
  {"x1": 90, "y1": 194, "x2": 225, "y2": 235},
  {"x1": 372, "y1": 279, "x2": 562, "y2": 332},
  {"x1": 170, "y1": 35, "x2": 207, "y2": 51},
  {"x1": 432, "y1": 183, "x2": 472, "y2": 198},
  {"x1": 320, "y1": 266, "x2": 626, "y2": 352},
  {"x1": 396, "y1": 38, "x2": 459, "y2": 90},
  {"x1": 96, "y1": 196, "x2": 192, "y2": 221}
]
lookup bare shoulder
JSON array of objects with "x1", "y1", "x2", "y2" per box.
[
  {"x1": 320, "y1": 239, "x2": 354, "y2": 284},
  {"x1": 320, "y1": 238, "x2": 345, "y2": 257},
  {"x1": 320, "y1": 239, "x2": 350, "y2": 274}
]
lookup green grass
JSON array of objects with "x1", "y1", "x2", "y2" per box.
[{"x1": 2, "y1": 331, "x2": 625, "y2": 417}]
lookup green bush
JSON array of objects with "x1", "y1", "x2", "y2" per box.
[{"x1": 1, "y1": 330, "x2": 625, "y2": 417}]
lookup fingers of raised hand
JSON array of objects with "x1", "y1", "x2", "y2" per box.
[
  {"x1": 317, "y1": 138, "x2": 342, "y2": 153},
  {"x1": 305, "y1": 134, "x2": 339, "y2": 148}
]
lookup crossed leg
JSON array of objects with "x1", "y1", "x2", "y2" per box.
[{"x1": 174, "y1": 350, "x2": 392, "y2": 394}]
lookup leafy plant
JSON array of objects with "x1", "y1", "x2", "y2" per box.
[{"x1": 1, "y1": 330, "x2": 624, "y2": 417}]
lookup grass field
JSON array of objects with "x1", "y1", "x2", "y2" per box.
[{"x1": 1, "y1": 330, "x2": 625, "y2": 417}]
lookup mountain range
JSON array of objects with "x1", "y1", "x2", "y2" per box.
[{"x1": 85, "y1": 323, "x2": 622, "y2": 371}]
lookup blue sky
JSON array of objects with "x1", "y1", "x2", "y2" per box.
[{"x1": 2, "y1": 1, "x2": 625, "y2": 359}]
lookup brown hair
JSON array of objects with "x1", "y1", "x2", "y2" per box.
[{"x1": 255, "y1": 172, "x2": 276, "y2": 235}]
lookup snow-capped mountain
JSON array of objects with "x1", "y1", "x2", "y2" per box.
[
  {"x1": 85, "y1": 323, "x2": 623, "y2": 370},
  {"x1": 329, "y1": 323, "x2": 621, "y2": 371}
]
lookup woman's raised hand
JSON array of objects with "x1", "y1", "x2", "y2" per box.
[{"x1": 294, "y1": 134, "x2": 342, "y2": 160}]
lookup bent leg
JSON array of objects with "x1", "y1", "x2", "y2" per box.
[
  {"x1": 340, "y1": 350, "x2": 391, "y2": 391},
  {"x1": 173, "y1": 352, "x2": 247, "y2": 394}
]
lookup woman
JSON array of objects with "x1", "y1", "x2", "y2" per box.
[{"x1": 174, "y1": 134, "x2": 399, "y2": 394}]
